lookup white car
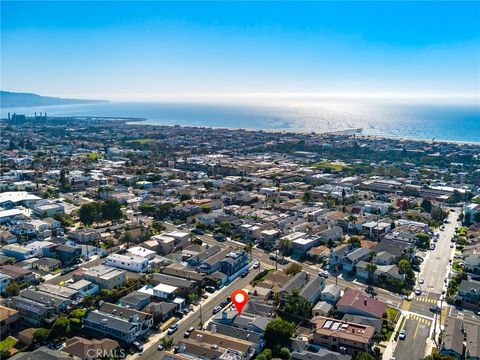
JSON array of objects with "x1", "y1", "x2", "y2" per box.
[
  {"x1": 415, "y1": 288, "x2": 422, "y2": 296},
  {"x1": 419, "y1": 278, "x2": 424, "y2": 284},
  {"x1": 399, "y1": 330, "x2": 406, "y2": 340}
]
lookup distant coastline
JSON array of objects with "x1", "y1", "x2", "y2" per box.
[
  {"x1": 0, "y1": 90, "x2": 107, "y2": 108},
  {"x1": 1, "y1": 100, "x2": 479, "y2": 144}
]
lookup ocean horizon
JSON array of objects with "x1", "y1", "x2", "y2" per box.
[{"x1": 2, "y1": 99, "x2": 479, "y2": 143}]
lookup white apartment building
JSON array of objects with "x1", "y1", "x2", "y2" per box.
[{"x1": 106, "y1": 254, "x2": 150, "y2": 273}]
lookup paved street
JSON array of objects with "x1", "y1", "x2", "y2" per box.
[
  {"x1": 394, "y1": 316, "x2": 431, "y2": 360},
  {"x1": 420, "y1": 209, "x2": 459, "y2": 295}
]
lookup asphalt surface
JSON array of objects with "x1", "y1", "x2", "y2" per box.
[
  {"x1": 419, "y1": 209, "x2": 459, "y2": 295},
  {"x1": 394, "y1": 317, "x2": 431, "y2": 360}
]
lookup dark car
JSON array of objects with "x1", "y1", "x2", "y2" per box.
[
  {"x1": 192, "y1": 228, "x2": 205, "y2": 235},
  {"x1": 205, "y1": 286, "x2": 216, "y2": 293},
  {"x1": 214, "y1": 233, "x2": 226, "y2": 241},
  {"x1": 430, "y1": 306, "x2": 441, "y2": 313},
  {"x1": 240, "y1": 271, "x2": 249, "y2": 278},
  {"x1": 220, "y1": 299, "x2": 229, "y2": 307}
]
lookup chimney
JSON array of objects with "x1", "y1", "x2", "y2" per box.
[{"x1": 364, "y1": 299, "x2": 367, "y2": 306}]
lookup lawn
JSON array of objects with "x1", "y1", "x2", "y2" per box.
[
  {"x1": 126, "y1": 138, "x2": 157, "y2": 144},
  {"x1": 452, "y1": 260, "x2": 463, "y2": 272},
  {"x1": 308, "y1": 162, "x2": 351, "y2": 171},
  {"x1": 0, "y1": 336, "x2": 17, "y2": 352},
  {"x1": 385, "y1": 307, "x2": 400, "y2": 323}
]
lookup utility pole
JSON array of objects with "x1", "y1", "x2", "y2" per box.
[{"x1": 199, "y1": 300, "x2": 204, "y2": 330}]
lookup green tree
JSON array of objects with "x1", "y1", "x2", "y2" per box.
[
  {"x1": 101, "y1": 199, "x2": 123, "y2": 223},
  {"x1": 179, "y1": 193, "x2": 192, "y2": 201},
  {"x1": 420, "y1": 199, "x2": 432, "y2": 213},
  {"x1": 348, "y1": 236, "x2": 361, "y2": 248},
  {"x1": 355, "y1": 352, "x2": 376, "y2": 360},
  {"x1": 32, "y1": 328, "x2": 50, "y2": 344},
  {"x1": 5, "y1": 281, "x2": 20, "y2": 296},
  {"x1": 244, "y1": 241, "x2": 254, "y2": 259},
  {"x1": 278, "y1": 238, "x2": 293, "y2": 255},
  {"x1": 79, "y1": 202, "x2": 99, "y2": 226},
  {"x1": 416, "y1": 233, "x2": 430, "y2": 250},
  {"x1": 366, "y1": 263, "x2": 377, "y2": 283},
  {"x1": 219, "y1": 221, "x2": 231, "y2": 235},
  {"x1": 398, "y1": 259, "x2": 411, "y2": 274},
  {"x1": 264, "y1": 317, "x2": 295, "y2": 354},
  {"x1": 422, "y1": 353, "x2": 457, "y2": 360},
  {"x1": 474, "y1": 211, "x2": 480, "y2": 223},
  {"x1": 279, "y1": 347, "x2": 291, "y2": 360},
  {"x1": 284, "y1": 289, "x2": 312, "y2": 318},
  {"x1": 303, "y1": 190, "x2": 313, "y2": 204},
  {"x1": 284, "y1": 263, "x2": 303, "y2": 276},
  {"x1": 49, "y1": 316, "x2": 70, "y2": 340}
]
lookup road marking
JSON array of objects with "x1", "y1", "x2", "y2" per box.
[
  {"x1": 413, "y1": 320, "x2": 421, "y2": 339},
  {"x1": 402, "y1": 300, "x2": 411, "y2": 312}
]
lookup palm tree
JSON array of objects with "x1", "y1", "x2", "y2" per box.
[
  {"x1": 347, "y1": 215, "x2": 357, "y2": 234},
  {"x1": 366, "y1": 263, "x2": 377, "y2": 284},
  {"x1": 244, "y1": 241, "x2": 254, "y2": 260}
]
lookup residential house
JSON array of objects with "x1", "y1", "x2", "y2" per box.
[
  {"x1": 441, "y1": 316, "x2": 465, "y2": 359},
  {"x1": 320, "y1": 284, "x2": 342, "y2": 304},
  {"x1": 105, "y1": 253, "x2": 150, "y2": 273},
  {"x1": 310, "y1": 316, "x2": 376, "y2": 356},
  {"x1": 32, "y1": 258, "x2": 61, "y2": 272},
  {"x1": 336, "y1": 289, "x2": 387, "y2": 319},
  {"x1": 82, "y1": 302, "x2": 153, "y2": 345},
  {"x1": 74, "y1": 265, "x2": 126, "y2": 289},
  {"x1": 0, "y1": 305, "x2": 20, "y2": 336},
  {"x1": 457, "y1": 280, "x2": 480, "y2": 305},
  {"x1": 465, "y1": 254, "x2": 480, "y2": 275}
]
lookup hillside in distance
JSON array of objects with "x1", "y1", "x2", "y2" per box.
[{"x1": 1, "y1": 91, "x2": 107, "y2": 107}]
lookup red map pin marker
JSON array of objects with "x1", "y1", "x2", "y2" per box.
[{"x1": 231, "y1": 289, "x2": 248, "y2": 315}]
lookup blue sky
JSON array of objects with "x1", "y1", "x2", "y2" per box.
[{"x1": 1, "y1": 1, "x2": 479, "y2": 101}]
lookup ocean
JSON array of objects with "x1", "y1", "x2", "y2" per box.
[{"x1": 2, "y1": 99, "x2": 479, "y2": 143}]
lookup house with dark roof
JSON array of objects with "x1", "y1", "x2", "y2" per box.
[
  {"x1": 118, "y1": 291, "x2": 151, "y2": 310},
  {"x1": 279, "y1": 271, "x2": 309, "y2": 303},
  {"x1": 300, "y1": 275, "x2": 326, "y2": 304},
  {"x1": 440, "y1": 316, "x2": 465, "y2": 359},
  {"x1": 457, "y1": 280, "x2": 480, "y2": 305},
  {"x1": 150, "y1": 273, "x2": 198, "y2": 298},
  {"x1": 82, "y1": 302, "x2": 153, "y2": 344},
  {"x1": 6, "y1": 296, "x2": 56, "y2": 326}
]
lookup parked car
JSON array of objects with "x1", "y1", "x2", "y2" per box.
[
  {"x1": 205, "y1": 286, "x2": 216, "y2": 293},
  {"x1": 240, "y1": 271, "x2": 249, "y2": 278},
  {"x1": 133, "y1": 341, "x2": 143, "y2": 352},
  {"x1": 414, "y1": 288, "x2": 422, "y2": 296},
  {"x1": 430, "y1": 306, "x2": 441, "y2": 313},
  {"x1": 252, "y1": 261, "x2": 260, "y2": 269},
  {"x1": 220, "y1": 299, "x2": 229, "y2": 307},
  {"x1": 184, "y1": 327, "x2": 194, "y2": 338},
  {"x1": 419, "y1": 277, "x2": 424, "y2": 284},
  {"x1": 192, "y1": 228, "x2": 204, "y2": 235},
  {"x1": 399, "y1": 330, "x2": 406, "y2": 340},
  {"x1": 319, "y1": 270, "x2": 329, "y2": 278},
  {"x1": 167, "y1": 323, "x2": 178, "y2": 335},
  {"x1": 212, "y1": 306, "x2": 222, "y2": 314},
  {"x1": 157, "y1": 344, "x2": 164, "y2": 351}
]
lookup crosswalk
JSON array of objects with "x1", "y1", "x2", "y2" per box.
[
  {"x1": 260, "y1": 262, "x2": 276, "y2": 270},
  {"x1": 414, "y1": 296, "x2": 437, "y2": 304},
  {"x1": 408, "y1": 314, "x2": 432, "y2": 326}
]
